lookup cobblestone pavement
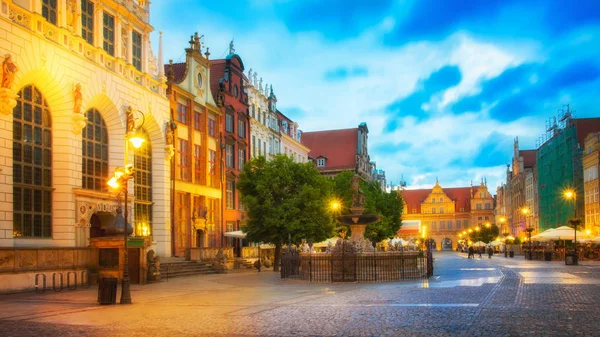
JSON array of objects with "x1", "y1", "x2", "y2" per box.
[{"x1": 2, "y1": 252, "x2": 600, "y2": 336}]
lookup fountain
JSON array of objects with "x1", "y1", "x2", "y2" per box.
[
  {"x1": 334, "y1": 174, "x2": 380, "y2": 252},
  {"x1": 280, "y1": 174, "x2": 430, "y2": 282}
]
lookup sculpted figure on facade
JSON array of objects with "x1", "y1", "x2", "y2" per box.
[
  {"x1": 165, "y1": 123, "x2": 173, "y2": 146},
  {"x1": 73, "y1": 83, "x2": 83, "y2": 114},
  {"x1": 66, "y1": 0, "x2": 79, "y2": 33},
  {"x1": 2, "y1": 54, "x2": 18, "y2": 89},
  {"x1": 126, "y1": 106, "x2": 135, "y2": 133}
]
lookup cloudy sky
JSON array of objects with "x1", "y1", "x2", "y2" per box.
[{"x1": 151, "y1": 0, "x2": 600, "y2": 192}]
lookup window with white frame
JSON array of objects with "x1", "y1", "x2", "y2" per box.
[{"x1": 316, "y1": 158, "x2": 325, "y2": 167}]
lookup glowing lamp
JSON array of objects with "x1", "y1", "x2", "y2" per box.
[{"x1": 107, "y1": 177, "x2": 119, "y2": 189}]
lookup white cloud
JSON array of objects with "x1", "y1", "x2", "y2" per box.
[{"x1": 154, "y1": 12, "x2": 542, "y2": 194}]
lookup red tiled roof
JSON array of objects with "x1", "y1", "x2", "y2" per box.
[
  {"x1": 574, "y1": 118, "x2": 600, "y2": 148},
  {"x1": 402, "y1": 186, "x2": 477, "y2": 213},
  {"x1": 209, "y1": 60, "x2": 226, "y2": 103},
  {"x1": 519, "y1": 149, "x2": 537, "y2": 168},
  {"x1": 302, "y1": 128, "x2": 358, "y2": 170},
  {"x1": 164, "y1": 63, "x2": 187, "y2": 83}
]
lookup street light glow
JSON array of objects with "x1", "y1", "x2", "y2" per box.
[
  {"x1": 107, "y1": 177, "x2": 119, "y2": 189},
  {"x1": 129, "y1": 135, "x2": 146, "y2": 149},
  {"x1": 564, "y1": 189, "x2": 575, "y2": 200}
]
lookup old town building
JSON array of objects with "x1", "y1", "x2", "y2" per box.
[
  {"x1": 210, "y1": 43, "x2": 249, "y2": 252},
  {"x1": 583, "y1": 132, "x2": 600, "y2": 235},
  {"x1": 536, "y1": 112, "x2": 600, "y2": 232},
  {"x1": 0, "y1": 0, "x2": 170, "y2": 251},
  {"x1": 278, "y1": 110, "x2": 309, "y2": 163},
  {"x1": 165, "y1": 33, "x2": 223, "y2": 257},
  {"x1": 245, "y1": 69, "x2": 277, "y2": 159},
  {"x1": 505, "y1": 138, "x2": 537, "y2": 238},
  {"x1": 302, "y1": 122, "x2": 372, "y2": 179},
  {"x1": 401, "y1": 180, "x2": 494, "y2": 250}
]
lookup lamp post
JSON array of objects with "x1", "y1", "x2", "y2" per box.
[
  {"x1": 107, "y1": 108, "x2": 146, "y2": 305},
  {"x1": 564, "y1": 189, "x2": 577, "y2": 250},
  {"x1": 521, "y1": 207, "x2": 532, "y2": 260}
]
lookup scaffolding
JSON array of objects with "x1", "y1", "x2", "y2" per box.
[{"x1": 536, "y1": 105, "x2": 583, "y2": 231}]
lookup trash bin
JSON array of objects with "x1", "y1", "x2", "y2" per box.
[
  {"x1": 544, "y1": 252, "x2": 552, "y2": 261},
  {"x1": 565, "y1": 254, "x2": 579, "y2": 266},
  {"x1": 509, "y1": 251, "x2": 514, "y2": 258},
  {"x1": 98, "y1": 277, "x2": 117, "y2": 305}
]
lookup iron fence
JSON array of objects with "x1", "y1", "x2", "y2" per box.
[{"x1": 281, "y1": 249, "x2": 430, "y2": 283}]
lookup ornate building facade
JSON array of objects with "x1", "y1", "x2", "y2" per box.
[
  {"x1": 245, "y1": 69, "x2": 273, "y2": 159},
  {"x1": 165, "y1": 33, "x2": 223, "y2": 257},
  {"x1": 401, "y1": 180, "x2": 494, "y2": 250},
  {"x1": 0, "y1": 0, "x2": 171, "y2": 255},
  {"x1": 278, "y1": 110, "x2": 309, "y2": 163},
  {"x1": 210, "y1": 44, "x2": 249, "y2": 251}
]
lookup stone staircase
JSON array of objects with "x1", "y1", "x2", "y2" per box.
[
  {"x1": 236, "y1": 258, "x2": 255, "y2": 269},
  {"x1": 159, "y1": 260, "x2": 219, "y2": 280}
]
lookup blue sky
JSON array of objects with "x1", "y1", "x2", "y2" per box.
[{"x1": 150, "y1": 0, "x2": 600, "y2": 191}]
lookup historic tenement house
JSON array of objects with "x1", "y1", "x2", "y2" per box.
[
  {"x1": 210, "y1": 43, "x2": 249, "y2": 254},
  {"x1": 165, "y1": 32, "x2": 223, "y2": 257}
]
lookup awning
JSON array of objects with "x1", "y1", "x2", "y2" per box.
[{"x1": 223, "y1": 230, "x2": 246, "y2": 239}]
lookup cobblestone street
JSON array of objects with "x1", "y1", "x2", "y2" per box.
[{"x1": 2, "y1": 252, "x2": 600, "y2": 336}]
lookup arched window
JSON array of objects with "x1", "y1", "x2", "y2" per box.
[
  {"x1": 134, "y1": 130, "x2": 152, "y2": 237},
  {"x1": 82, "y1": 109, "x2": 109, "y2": 191},
  {"x1": 13, "y1": 85, "x2": 52, "y2": 237}
]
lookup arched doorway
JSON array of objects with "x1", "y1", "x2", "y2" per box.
[
  {"x1": 90, "y1": 212, "x2": 116, "y2": 238},
  {"x1": 442, "y1": 238, "x2": 453, "y2": 251}
]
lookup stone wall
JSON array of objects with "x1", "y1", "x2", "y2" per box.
[{"x1": 0, "y1": 247, "x2": 97, "y2": 293}]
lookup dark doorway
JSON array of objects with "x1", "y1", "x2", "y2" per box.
[
  {"x1": 442, "y1": 238, "x2": 453, "y2": 250},
  {"x1": 128, "y1": 248, "x2": 140, "y2": 284},
  {"x1": 196, "y1": 229, "x2": 205, "y2": 248},
  {"x1": 427, "y1": 239, "x2": 437, "y2": 250},
  {"x1": 90, "y1": 212, "x2": 116, "y2": 238}
]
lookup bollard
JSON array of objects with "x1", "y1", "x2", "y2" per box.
[
  {"x1": 35, "y1": 273, "x2": 47, "y2": 294},
  {"x1": 67, "y1": 271, "x2": 77, "y2": 290},
  {"x1": 52, "y1": 272, "x2": 63, "y2": 292}
]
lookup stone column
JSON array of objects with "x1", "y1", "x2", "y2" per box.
[{"x1": 92, "y1": 0, "x2": 103, "y2": 48}]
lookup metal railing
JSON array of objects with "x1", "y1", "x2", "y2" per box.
[{"x1": 281, "y1": 249, "x2": 429, "y2": 283}]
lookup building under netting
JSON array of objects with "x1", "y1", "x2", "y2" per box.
[{"x1": 536, "y1": 109, "x2": 600, "y2": 232}]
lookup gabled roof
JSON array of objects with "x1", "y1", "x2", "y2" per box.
[
  {"x1": 519, "y1": 149, "x2": 537, "y2": 168},
  {"x1": 302, "y1": 128, "x2": 358, "y2": 170},
  {"x1": 402, "y1": 186, "x2": 477, "y2": 213}
]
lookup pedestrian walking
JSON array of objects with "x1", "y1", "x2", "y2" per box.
[
  {"x1": 468, "y1": 246, "x2": 474, "y2": 259},
  {"x1": 488, "y1": 247, "x2": 493, "y2": 259},
  {"x1": 478, "y1": 247, "x2": 482, "y2": 258}
]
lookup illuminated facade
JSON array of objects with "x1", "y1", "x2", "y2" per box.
[
  {"x1": 583, "y1": 132, "x2": 600, "y2": 235},
  {"x1": 245, "y1": 69, "x2": 274, "y2": 159},
  {"x1": 401, "y1": 180, "x2": 494, "y2": 250},
  {"x1": 165, "y1": 33, "x2": 223, "y2": 257},
  {"x1": 0, "y1": 0, "x2": 171, "y2": 255}
]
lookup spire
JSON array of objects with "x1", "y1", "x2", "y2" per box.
[
  {"x1": 158, "y1": 31, "x2": 164, "y2": 78},
  {"x1": 269, "y1": 84, "x2": 274, "y2": 97},
  {"x1": 204, "y1": 47, "x2": 210, "y2": 60}
]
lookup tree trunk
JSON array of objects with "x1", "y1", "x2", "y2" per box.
[{"x1": 273, "y1": 243, "x2": 282, "y2": 272}]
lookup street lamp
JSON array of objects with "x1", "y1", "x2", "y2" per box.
[
  {"x1": 107, "y1": 108, "x2": 146, "y2": 305},
  {"x1": 563, "y1": 189, "x2": 577, "y2": 249},
  {"x1": 521, "y1": 207, "x2": 533, "y2": 260}
]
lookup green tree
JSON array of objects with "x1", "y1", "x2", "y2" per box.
[
  {"x1": 238, "y1": 155, "x2": 334, "y2": 271},
  {"x1": 332, "y1": 171, "x2": 403, "y2": 242},
  {"x1": 467, "y1": 224, "x2": 500, "y2": 243}
]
